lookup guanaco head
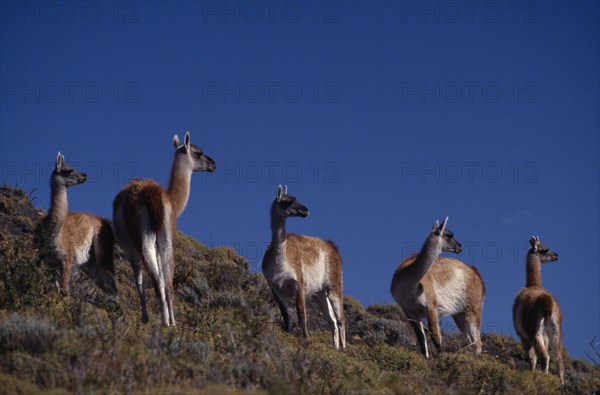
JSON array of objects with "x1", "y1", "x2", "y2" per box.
[
  {"x1": 431, "y1": 217, "x2": 462, "y2": 254},
  {"x1": 528, "y1": 235, "x2": 558, "y2": 263},
  {"x1": 52, "y1": 152, "x2": 87, "y2": 187},
  {"x1": 173, "y1": 131, "x2": 216, "y2": 173},
  {"x1": 273, "y1": 185, "x2": 309, "y2": 219}
]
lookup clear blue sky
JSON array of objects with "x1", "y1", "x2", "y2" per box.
[{"x1": 1, "y1": 1, "x2": 598, "y2": 360}]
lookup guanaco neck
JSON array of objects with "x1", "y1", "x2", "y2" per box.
[
  {"x1": 167, "y1": 154, "x2": 192, "y2": 217},
  {"x1": 47, "y1": 176, "x2": 68, "y2": 238},
  {"x1": 525, "y1": 253, "x2": 543, "y2": 288},
  {"x1": 270, "y1": 204, "x2": 287, "y2": 250},
  {"x1": 403, "y1": 234, "x2": 442, "y2": 289}
]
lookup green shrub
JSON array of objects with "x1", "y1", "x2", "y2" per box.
[
  {"x1": 0, "y1": 313, "x2": 58, "y2": 354},
  {"x1": 0, "y1": 239, "x2": 54, "y2": 310}
]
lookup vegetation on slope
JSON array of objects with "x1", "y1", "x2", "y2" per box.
[{"x1": 0, "y1": 186, "x2": 598, "y2": 394}]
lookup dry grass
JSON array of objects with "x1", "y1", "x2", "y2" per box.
[{"x1": 0, "y1": 185, "x2": 598, "y2": 394}]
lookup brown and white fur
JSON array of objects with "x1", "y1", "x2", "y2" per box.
[
  {"x1": 513, "y1": 236, "x2": 564, "y2": 385},
  {"x1": 113, "y1": 132, "x2": 215, "y2": 326},
  {"x1": 262, "y1": 185, "x2": 346, "y2": 350},
  {"x1": 42, "y1": 153, "x2": 116, "y2": 296},
  {"x1": 391, "y1": 218, "x2": 485, "y2": 357}
]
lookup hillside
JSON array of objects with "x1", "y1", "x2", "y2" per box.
[{"x1": 0, "y1": 185, "x2": 598, "y2": 394}]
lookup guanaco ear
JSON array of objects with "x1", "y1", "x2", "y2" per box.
[
  {"x1": 439, "y1": 216, "x2": 449, "y2": 233},
  {"x1": 529, "y1": 235, "x2": 539, "y2": 252},
  {"x1": 283, "y1": 185, "x2": 288, "y2": 195},
  {"x1": 56, "y1": 152, "x2": 64, "y2": 171},
  {"x1": 173, "y1": 134, "x2": 181, "y2": 149},
  {"x1": 276, "y1": 185, "x2": 283, "y2": 201},
  {"x1": 184, "y1": 131, "x2": 191, "y2": 151},
  {"x1": 432, "y1": 220, "x2": 440, "y2": 233}
]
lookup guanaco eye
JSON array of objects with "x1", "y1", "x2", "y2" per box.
[{"x1": 64, "y1": 169, "x2": 74, "y2": 175}]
